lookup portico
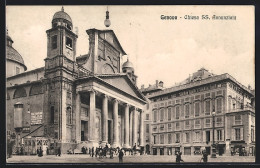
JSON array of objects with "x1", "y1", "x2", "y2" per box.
[{"x1": 75, "y1": 74, "x2": 146, "y2": 148}]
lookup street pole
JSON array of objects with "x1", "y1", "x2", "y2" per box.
[{"x1": 211, "y1": 107, "x2": 217, "y2": 158}]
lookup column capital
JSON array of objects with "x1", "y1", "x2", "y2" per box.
[
  {"x1": 112, "y1": 98, "x2": 119, "y2": 104},
  {"x1": 123, "y1": 103, "x2": 130, "y2": 108},
  {"x1": 88, "y1": 88, "x2": 97, "y2": 94},
  {"x1": 102, "y1": 94, "x2": 110, "y2": 99}
]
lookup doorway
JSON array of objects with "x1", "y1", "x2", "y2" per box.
[
  {"x1": 206, "y1": 131, "x2": 210, "y2": 143},
  {"x1": 81, "y1": 121, "x2": 88, "y2": 141},
  {"x1": 153, "y1": 148, "x2": 157, "y2": 155},
  {"x1": 160, "y1": 148, "x2": 164, "y2": 155},
  {"x1": 206, "y1": 147, "x2": 211, "y2": 155}
]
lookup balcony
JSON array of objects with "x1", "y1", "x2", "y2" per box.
[{"x1": 226, "y1": 107, "x2": 255, "y2": 114}]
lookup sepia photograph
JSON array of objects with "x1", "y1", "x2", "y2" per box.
[{"x1": 5, "y1": 5, "x2": 255, "y2": 164}]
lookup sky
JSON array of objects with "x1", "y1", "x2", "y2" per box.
[{"x1": 6, "y1": 5, "x2": 255, "y2": 89}]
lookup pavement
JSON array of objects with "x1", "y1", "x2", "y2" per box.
[{"x1": 6, "y1": 154, "x2": 255, "y2": 164}]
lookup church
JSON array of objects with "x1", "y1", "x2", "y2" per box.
[{"x1": 6, "y1": 7, "x2": 147, "y2": 154}]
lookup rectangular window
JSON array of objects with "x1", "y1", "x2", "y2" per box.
[
  {"x1": 160, "y1": 124, "x2": 165, "y2": 131},
  {"x1": 195, "y1": 102, "x2": 200, "y2": 117},
  {"x1": 195, "y1": 119, "x2": 201, "y2": 128},
  {"x1": 217, "y1": 98, "x2": 222, "y2": 113},
  {"x1": 205, "y1": 101, "x2": 210, "y2": 115},
  {"x1": 146, "y1": 114, "x2": 149, "y2": 120},
  {"x1": 228, "y1": 97, "x2": 232, "y2": 111},
  {"x1": 146, "y1": 124, "x2": 149, "y2": 133},
  {"x1": 186, "y1": 133, "x2": 190, "y2": 142},
  {"x1": 168, "y1": 123, "x2": 172, "y2": 130},
  {"x1": 185, "y1": 104, "x2": 190, "y2": 118},
  {"x1": 217, "y1": 130, "x2": 222, "y2": 141},
  {"x1": 51, "y1": 35, "x2": 57, "y2": 49},
  {"x1": 176, "y1": 122, "x2": 180, "y2": 130},
  {"x1": 206, "y1": 131, "x2": 210, "y2": 142},
  {"x1": 251, "y1": 128, "x2": 255, "y2": 142},
  {"x1": 154, "y1": 135, "x2": 157, "y2": 144},
  {"x1": 66, "y1": 36, "x2": 72, "y2": 48},
  {"x1": 153, "y1": 126, "x2": 157, "y2": 132},
  {"x1": 16, "y1": 67, "x2": 20, "y2": 75},
  {"x1": 168, "y1": 134, "x2": 172, "y2": 144},
  {"x1": 168, "y1": 108, "x2": 172, "y2": 120},
  {"x1": 216, "y1": 117, "x2": 222, "y2": 126},
  {"x1": 185, "y1": 120, "x2": 190, "y2": 129},
  {"x1": 195, "y1": 131, "x2": 200, "y2": 142},
  {"x1": 235, "y1": 115, "x2": 242, "y2": 125},
  {"x1": 160, "y1": 134, "x2": 164, "y2": 144},
  {"x1": 205, "y1": 118, "x2": 211, "y2": 127},
  {"x1": 50, "y1": 106, "x2": 54, "y2": 124},
  {"x1": 235, "y1": 128, "x2": 240, "y2": 140},
  {"x1": 176, "y1": 133, "x2": 180, "y2": 143},
  {"x1": 153, "y1": 110, "x2": 157, "y2": 122},
  {"x1": 160, "y1": 109, "x2": 164, "y2": 121},
  {"x1": 176, "y1": 106, "x2": 180, "y2": 119}
]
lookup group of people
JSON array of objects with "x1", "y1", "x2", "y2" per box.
[{"x1": 175, "y1": 150, "x2": 209, "y2": 163}]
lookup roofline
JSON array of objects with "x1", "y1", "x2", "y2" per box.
[
  {"x1": 86, "y1": 29, "x2": 127, "y2": 55},
  {"x1": 6, "y1": 80, "x2": 43, "y2": 89},
  {"x1": 147, "y1": 73, "x2": 254, "y2": 99},
  {"x1": 6, "y1": 67, "x2": 44, "y2": 80},
  {"x1": 76, "y1": 75, "x2": 147, "y2": 104}
]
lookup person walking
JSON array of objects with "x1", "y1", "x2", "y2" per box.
[
  {"x1": 91, "y1": 147, "x2": 94, "y2": 157},
  {"x1": 202, "y1": 150, "x2": 208, "y2": 163},
  {"x1": 57, "y1": 147, "x2": 61, "y2": 156},
  {"x1": 38, "y1": 147, "x2": 43, "y2": 157},
  {"x1": 110, "y1": 147, "x2": 114, "y2": 159},
  {"x1": 119, "y1": 149, "x2": 124, "y2": 163},
  {"x1": 176, "y1": 151, "x2": 180, "y2": 163},
  {"x1": 133, "y1": 143, "x2": 136, "y2": 155}
]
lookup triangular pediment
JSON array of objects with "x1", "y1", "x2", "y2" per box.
[{"x1": 96, "y1": 74, "x2": 146, "y2": 102}]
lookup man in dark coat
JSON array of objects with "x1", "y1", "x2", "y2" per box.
[
  {"x1": 119, "y1": 149, "x2": 124, "y2": 163},
  {"x1": 202, "y1": 150, "x2": 208, "y2": 163},
  {"x1": 38, "y1": 147, "x2": 43, "y2": 157},
  {"x1": 57, "y1": 147, "x2": 61, "y2": 156}
]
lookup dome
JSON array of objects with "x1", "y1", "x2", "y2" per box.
[
  {"x1": 52, "y1": 7, "x2": 72, "y2": 25},
  {"x1": 6, "y1": 45, "x2": 27, "y2": 71},
  {"x1": 122, "y1": 59, "x2": 134, "y2": 69}
]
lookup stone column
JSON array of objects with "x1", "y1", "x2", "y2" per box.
[
  {"x1": 129, "y1": 110, "x2": 133, "y2": 146},
  {"x1": 132, "y1": 107, "x2": 138, "y2": 146},
  {"x1": 75, "y1": 92, "x2": 81, "y2": 142},
  {"x1": 89, "y1": 90, "x2": 96, "y2": 142},
  {"x1": 101, "y1": 94, "x2": 108, "y2": 146},
  {"x1": 139, "y1": 110, "x2": 144, "y2": 147},
  {"x1": 112, "y1": 99, "x2": 119, "y2": 147},
  {"x1": 124, "y1": 104, "x2": 130, "y2": 148}
]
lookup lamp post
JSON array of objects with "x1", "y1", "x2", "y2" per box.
[{"x1": 211, "y1": 107, "x2": 217, "y2": 158}]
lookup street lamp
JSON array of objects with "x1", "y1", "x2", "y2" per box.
[{"x1": 211, "y1": 107, "x2": 217, "y2": 158}]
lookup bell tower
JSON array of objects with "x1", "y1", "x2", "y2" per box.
[
  {"x1": 46, "y1": 6, "x2": 77, "y2": 61},
  {"x1": 43, "y1": 7, "x2": 78, "y2": 152}
]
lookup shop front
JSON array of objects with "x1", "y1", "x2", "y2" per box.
[{"x1": 194, "y1": 146, "x2": 201, "y2": 155}]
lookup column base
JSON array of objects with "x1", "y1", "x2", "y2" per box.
[
  {"x1": 87, "y1": 140, "x2": 99, "y2": 148},
  {"x1": 123, "y1": 144, "x2": 131, "y2": 149}
]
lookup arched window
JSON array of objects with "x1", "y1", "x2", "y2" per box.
[
  {"x1": 29, "y1": 84, "x2": 43, "y2": 96},
  {"x1": 13, "y1": 87, "x2": 27, "y2": 99}
]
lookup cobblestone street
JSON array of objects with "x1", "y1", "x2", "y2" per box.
[{"x1": 6, "y1": 154, "x2": 255, "y2": 164}]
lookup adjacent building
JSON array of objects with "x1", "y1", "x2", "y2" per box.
[
  {"x1": 6, "y1": 7, "x2": 147, "y2": 155},
  {"x1": 142, "y1": 68, "x2": 255, "y2": 156}
]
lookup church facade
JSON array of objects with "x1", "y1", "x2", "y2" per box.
[{"x1": 6, "y1": 8, "x2": 147, "y2": 154}]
